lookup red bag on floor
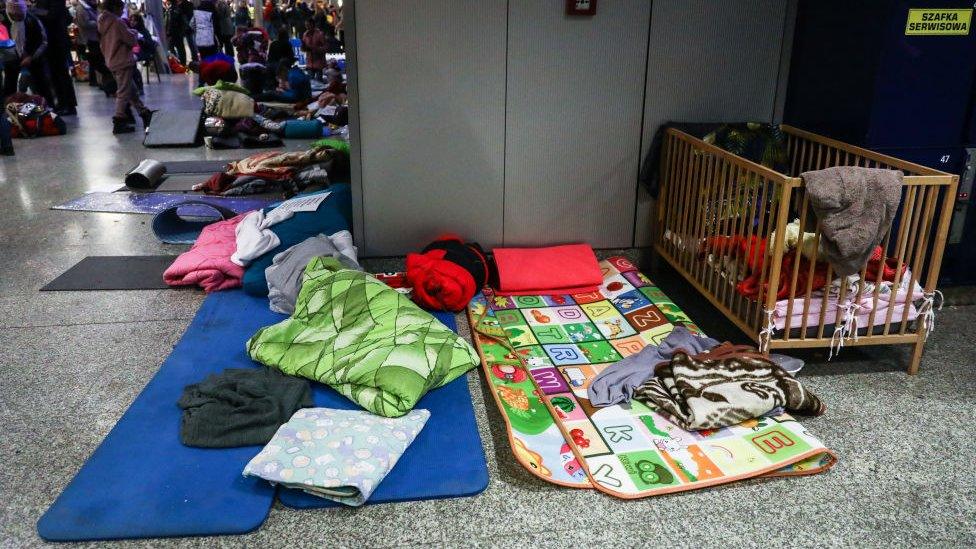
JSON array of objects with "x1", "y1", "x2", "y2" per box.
[
  {"x1": 168, "y1": 55, "x2": 187, "y2": 74},
  {"x1": 492, "y1": 244, "x2": 602, "y2": 296}
]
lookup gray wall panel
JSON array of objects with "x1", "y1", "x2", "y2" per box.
[
  {"x1": 503, "y1": 0, "x2": 651, "y2": 247},
  {"x1": 344, "y1": 0, "x2": 365, "y2": 250},
  {"x1": 634, "y1": 0, "x2": 793, "y2": 246},
  {"x1": 356, "y1": 0, "x2": 506, "y2": 256}
]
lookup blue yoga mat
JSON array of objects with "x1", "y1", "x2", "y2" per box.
[
  {"x1": 37, "y1": 291, "x2": 277, "y2": 542},
  {"x1": 38, "y1": 290, "x2": 488, "y2": 540},
  {"x1": 152, "y1": 201, "x2": 240, "y2": 244}
]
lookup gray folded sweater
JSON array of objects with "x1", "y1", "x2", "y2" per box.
[
  {"x1": 801, "y1": 166, "x2": 902, "y2": 276},
  {"x1": 265, "y1": 231, "x2": 361, "y2": 314}
]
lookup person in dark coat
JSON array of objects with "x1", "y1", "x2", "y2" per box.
[
  {"x1": 232, "y1": 1, "x2": 250, "y2": 27},
  {"x1": 265, "y1": 24, "x2": 293, "y2": 84},
  {"x1": 33, "y1": 0, "x2": 77, "y2": 114},
  {"x1": 3, "y1": 0, "x2": 56, "y2": 108},
  {"x1": 214, "y1": 0, "x2": 234, "y2": 56},
  {"x1": 177, "y1": 0, "x2": 197, "y2": 61},
  {"x1": 163, "y1": 0, "x2": 187, "y2": 65}
]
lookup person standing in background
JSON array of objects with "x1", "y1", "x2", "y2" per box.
[
  {"x1": 4, "y1": 0, "x2": 56, "y2": 108},
  {"x1": 163, "y1": 0, "x2": 186, "y2": 65},
  {"x1": 328, "y1": 0, "x2": 343, "y2": 50},
  {"x1": 214, "y1": 0, "x2": 234, "y2": 56},
  {"x1": 190, "y1": 0, "x2": 216, "y2": 58},
  {"x1": 295, "y1": 0, "x2": 310, "y2": 32},
  {"x1": 128, "y1": 10, "x2": 153, "y2": 94},
  {"x1": 177, "y1": 0, "x2": 196, "y2": 61},
  {"x1": 299, "y1": 17, "x2": 323, "y2": 79},
  {"x1": 72, "y1": 0, "x2": 110, "y2": 90},
  {"x1": 33, "y1": 0, "x2": 78, "y2": 115},
  {"x1": 264, "y1": 0, "x2": 281, "y2": 40},
  {"x1": 232, "y1": 0, "x2": 250, "y2": 27},
  {"x1": 284, "y1": 0, "x2": 301, "y2": 38},
  {"x1": 98, "y1": 0, "x2": 152, "y2": 134},
  {"x1": 311, "y1": 1, "x2": 326, "y2": 33},
  {"x1": 265, "y1": 23, "x2": 291, "y2": 78}
]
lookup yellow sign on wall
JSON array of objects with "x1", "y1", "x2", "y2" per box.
[{"x1": 905, "y1": 8, "x2": 972, "y2": 35}]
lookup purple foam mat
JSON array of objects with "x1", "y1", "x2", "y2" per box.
[{"x1": 52, "y1": 192, "x2": 276, "y2": 215}]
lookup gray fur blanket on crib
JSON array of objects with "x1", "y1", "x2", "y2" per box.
[{"x1": 801, "y1": 166, "x2": 902, "y2": 277}]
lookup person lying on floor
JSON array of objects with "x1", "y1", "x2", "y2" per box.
[{"x1": 255, "y1": 61, "x2": 311, "y2": 103}]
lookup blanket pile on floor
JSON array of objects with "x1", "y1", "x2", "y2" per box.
[
  {"x1": 632, "y1": 342, "x2": 826, "y2": 431},
  {"x1": 194, "y1": 146, "x2": 344, "y2": 196},
  {"x1": 466, "y1": 256, "x2": 837, "y2": 499},
  {"x1": 243, "y1": 408, "x2": 430, "y2": 506}
]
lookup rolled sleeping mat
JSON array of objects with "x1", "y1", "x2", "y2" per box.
[
  {"x1": 282, "y1": 119, "x2": 323, "y2": 139},
  {"x1": 152, "y1": 200, "x2": 240, "y2": 244},
  {"x1": 125, "y1": 159, "x2": 167, "y2": 190}
]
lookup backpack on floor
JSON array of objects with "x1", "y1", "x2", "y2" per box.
[{"x1": 5, "y1": 102, "x2": 67, "y2": 138}]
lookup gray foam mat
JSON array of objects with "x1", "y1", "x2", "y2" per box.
[
  {"x1": 154, "y1": 174, "x2": 209, "y2": 192},
  {"x1": 143, "y1": 109, "x2": 203, "y2": 148},
  {"x1": 41, "y1": 256, "x2": 177, "y2": 291},
  {"x1": 152, "y1": 159, "x2": 233, "y2": 174}
]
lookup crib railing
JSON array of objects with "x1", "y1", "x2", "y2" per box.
[{"x1": 654, "y1": 125, "x2": 957, "y2": 373}]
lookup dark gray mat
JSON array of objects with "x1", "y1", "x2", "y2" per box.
[
  {"x1": 143, "y1": 109, "x2": 203, "y2": 148},
  {"x1": 41, "y1": 256, "x2": 177, "y2": 291},
  {"x1": 142, "y1": 159, "x2": 233, "y2": 174},
  {"x1": 154, "y1": 174, "x2": 209, "y2": 192}
]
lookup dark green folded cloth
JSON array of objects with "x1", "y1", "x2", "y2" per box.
[{"x1": 178, "y1": 367, "x2": 313, "y2": 448}]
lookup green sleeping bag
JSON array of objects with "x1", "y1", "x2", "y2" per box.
[{"x1": 246, "y1": 257, "x2": 480, "y2": 417}]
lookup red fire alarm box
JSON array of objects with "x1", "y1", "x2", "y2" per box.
[{"x1": 566, "y1": 0, "x2": 597, "y2": 16}]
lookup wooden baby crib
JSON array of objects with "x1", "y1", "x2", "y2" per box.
[{"x1": 653, "y1": 125, "x2": 958, "y2": 374}]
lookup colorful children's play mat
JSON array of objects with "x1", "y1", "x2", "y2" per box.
[{"x1": 468, "y1": 256, "x2": 837, "y2": 498}]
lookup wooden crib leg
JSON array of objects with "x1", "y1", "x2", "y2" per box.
[{"x1": 908, "y1": 336, "x2": 926, "y2": 375}]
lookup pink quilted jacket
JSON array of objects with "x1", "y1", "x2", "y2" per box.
[{"x1": 164, "y1": 214, "x2": 247, "y2": 292}]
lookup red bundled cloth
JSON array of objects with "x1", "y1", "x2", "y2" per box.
[
  {"x1": 700, "y1": 235, "x2": 768, "y2": 273},
  {"x1": 200, "y1": 60, "x2": 237, "y2": 86},
  {"x1": 864, "y1": 246, "x2": 906, "y2": 282},
  {"x1": 492, "y1": 244, "x2": 602, "y2": 296},
  {"x1": 168, "y1": 55, "x2": 187, "y2": 74},
  {"x1": 735, "y1": 245, "x2": 904, "y2": 301},
  {"x1": 406, "y1": 236, "x2": 490, "y2": 312},
  {"x1": 736, "y1": 251, "x2": 829, "y2": 300}
]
